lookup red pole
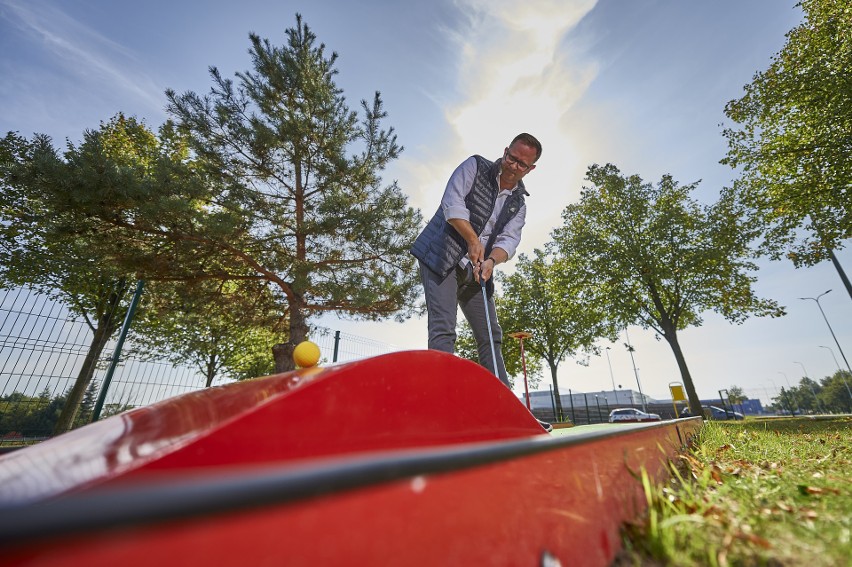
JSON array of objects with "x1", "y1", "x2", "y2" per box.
[{"x1": 520, "y1": 339, "x2": 531, "y2": 410}]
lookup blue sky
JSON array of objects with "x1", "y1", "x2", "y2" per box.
[{"x1": 2, "y1": 0, "x2": 849, "y2": 405}]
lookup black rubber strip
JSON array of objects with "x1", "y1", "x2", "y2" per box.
[{"x1": 0, "y1": 418, "x2": 699, "y2": 544}]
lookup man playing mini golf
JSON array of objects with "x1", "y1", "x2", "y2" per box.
[{"x1": 410, "y1": 133, "x2": 548, "y2": 430}]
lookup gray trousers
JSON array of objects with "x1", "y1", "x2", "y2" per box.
[{"x1": 419, "y1": 260, "x2": 509, "y2": 387}]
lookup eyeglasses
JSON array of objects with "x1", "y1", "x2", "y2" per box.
[{"x1": 503, "y1": 149, "x2": 533, "y2": 171}]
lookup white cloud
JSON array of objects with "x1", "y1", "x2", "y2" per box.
[
  {"x1": 428, "y1": 0, "x2": 601, "y2": 254},
  {"x1": 363, "y1": 0, "x2": 604, "y2": 241},
  {"x1": 347, "y1": 0, "x2": 603, "y2": 359},
  {"x1": 447, "y1": 0, "x2": 598, "y2": 152},
  {"x1": 2, "y1": 0, "x2": 164, "y2": 115}
]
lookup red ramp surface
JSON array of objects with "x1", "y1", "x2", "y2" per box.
[{"x1": 0, "y1": 351, "x2": 701, "y2": 566}]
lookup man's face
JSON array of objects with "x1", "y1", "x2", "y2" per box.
[{"x1": 501, "y1": 142, "x2": 538, "y2": 186}]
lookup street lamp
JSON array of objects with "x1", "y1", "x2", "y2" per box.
[
  {"x1": 800, "y1": 290, "x2": 852, "y2": 377},
  {"x1": 794, "y1": 360, "x2": 823, "y2": 413},
  {"x1": 819, "y1": 345, "x2": 852, "y2": 403},
  {"x1": 605, "y1": 347, "x2": 617, "y2": 404},
  {"x1": 766, "y1": 378, "x2": 779, "y2": 412},
  {"x1": 820, "y1": 344, "x2": 842, "y2": 373},
  {"x1": 624, "y1": 328, "x2": 646, "y2": 411},
  {"x1": 778, "y1": 371, "x2": 800, "y2": 413}
]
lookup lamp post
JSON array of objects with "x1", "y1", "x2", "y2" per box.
[
  {"x1": 508, "y1": 331, "x2": 533, "y2": 410},
  {"x1": 819, "y1": 345, "x2": 852, "y2": 403},
  {"x1": 778, "y1": 371, "x2": 800, "y2": 414},
  {"x1": 800, "y1": 290, "x2": 852, "y2": 377},
  {"x1": 762, "y1": 386, "x2": 773, "y2": 410},
  {"x1": 820, "y1": 344, "x2": 842, "y2": 373},
  {"x1": 605, "y1": 346, "x2": 617, "y2": 404},
  {"x1": 624, "y1": 328, "x2": 646, "y2": 411},
  {"x1": 794, "y1": 361, "x2": 823, "y2": 413}
]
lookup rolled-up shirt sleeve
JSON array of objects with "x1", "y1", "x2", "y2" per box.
[{"x1": 440, "y1": 156, "x2": 478, "y2": 221}]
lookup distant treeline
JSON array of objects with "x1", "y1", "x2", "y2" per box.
[{"x1": 0, "y1": 382, "x2": 132, "y2": 441}]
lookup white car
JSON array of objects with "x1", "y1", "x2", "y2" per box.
[{"x1": 608, "y1": 408, "x2": 661, "y2": 423}]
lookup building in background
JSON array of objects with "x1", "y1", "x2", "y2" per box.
[{"x1": 521, "y1": 388, "x2": 653, "y2": 411}]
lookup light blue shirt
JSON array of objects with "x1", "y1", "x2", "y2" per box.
[{"x1": 441, "y1": 156, "x2": 527, "y2": 268}]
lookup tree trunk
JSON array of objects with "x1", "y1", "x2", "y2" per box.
[
  {"x1": 661, "y1": 327, "x2": 702, "y2": 415},
  {"x1": 828, "y1": 249, "x2": 852, "y2": 302},
  {"x1": 205, "y1": 353, "x2": 217, "y2": 388},
  {"x1": 53, "y1": 282, "x2": 127, "y2": 435},
  {"x1": 272, "y1": 298, "x2": 308, "y2": 373},
  {"x1": 548, "y1": 359, "x2": 564, "y2": 421}
]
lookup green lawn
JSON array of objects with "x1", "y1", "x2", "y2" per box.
[{"x1": 616, "y1": 416, "x2": 852, "y2": 566}]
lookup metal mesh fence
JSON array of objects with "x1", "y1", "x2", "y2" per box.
[
  {"x1": 311, "y1": 326, "x2": 400, "y2": 365},
  {"x1": 0, "y1": 287, "x2": 93, "y2": 399},
  {"x1": 0, "y1": 287, "x2": 399, "y2": 445}
]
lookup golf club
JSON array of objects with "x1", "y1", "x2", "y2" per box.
[
  {"x1": 480, "y1": 265, "x2": 498, "y2": 377},
  {"x1": 480, "y1": 263, "x2": 551, "y2": 432}
]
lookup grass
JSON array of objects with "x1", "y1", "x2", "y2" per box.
[{"x1": 616, "y1": 417, "x2": 852, "y2": 566}]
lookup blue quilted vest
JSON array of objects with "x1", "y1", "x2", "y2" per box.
[{"x1": 410, "y1": 155, "x2": 528, "y2": 281}]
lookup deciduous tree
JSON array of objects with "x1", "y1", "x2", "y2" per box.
[
  {"x1": 818, "y1": 370, "x2": 852, "y2": 413},
  {"x1": 552, "y1": 164, "x2": 784, "y2": 414},
  {"x1": 726, "y1": 385, "x2": 748, "y2": 412},
  {"x1": 498, "y1": 249, "x2": 615, "y2": 418},
  {"x1": 0, "y1": 125, "x2": 144, "y2": 434},
  {"x1": 722, "y1": 0, "x2": 852, "y2": 271},
  {"x1": 130, "y1": 280, "x2": 280, "y2": 385}
]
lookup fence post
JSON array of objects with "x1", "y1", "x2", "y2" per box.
[
  {"x1": 92, "y1": 280, "x2": 145, "y2": 422},
  {"x1": 549, "y1": 384, "x2": 556, "y2": 422},
  {"x1": 568, "y1": 388, "x2": 576, "y2": 424},
  {"x1": 332, "y1": 330, "x2": 341, "y2": 362}
]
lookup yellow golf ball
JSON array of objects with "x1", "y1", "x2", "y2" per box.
[{"x1": 293, "y1": 340, "x2": 321, "y2": 368}]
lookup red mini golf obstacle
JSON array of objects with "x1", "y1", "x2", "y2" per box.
[{"x1": 0, "y1": 350, "x2": 701, "y2": 566}]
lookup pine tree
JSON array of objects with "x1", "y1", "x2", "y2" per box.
[{"x1": 162, "y1": 15, "x2": 421, "y2": 371}]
